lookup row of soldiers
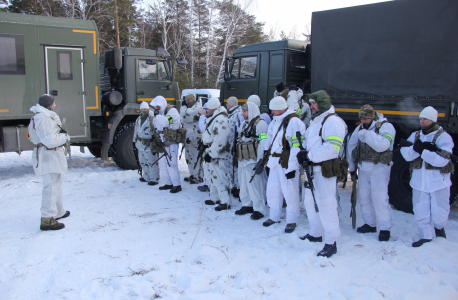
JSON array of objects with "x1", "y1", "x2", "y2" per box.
[{"x1": 132, "y1": 87, "x2": 454, "y2": 258}]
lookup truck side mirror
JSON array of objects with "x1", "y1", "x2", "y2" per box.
[
  {"x1": 114, "y1": 48, "x2": 122, "y2": 70},
  {"x1": 224, "y1": 57, "x2": 230, "y2": 82},
  {"x1": 176, "y1": 58, "x2": 187, "y2": 65}
]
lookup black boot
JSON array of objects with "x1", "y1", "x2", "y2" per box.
[
  {"x1": 250, "y1": 211, "x2": 264, "y2": 220},
  {"x1": 285, "y1": 223, "x2": 296, "y2": 233},
  {"x1": 215, "y1": 203, "x2": 230, "y2": 211},
  {"x1": 357, "y1": 224, "x2": 377, "y2": 233},
  {"x1": 159, "y1": 184, "x2": 173, "y2": 190},
  {"x1": 299, "y1": 234, "x2": 322, "y2": 242},
  {"x1": 55, "y1": 211, "x2": 70, "y2": 220},
  {"x1": 231, "y1": 187, "x2": 240, "y2": 198},
  {"x1": 378, "y1": 230, "x2": 390, "y2": 242},
  {"x1": 184, "y1": 175, "x2": 193, "y2": 182},
  {"x1": 435, "y1": 227, "x2": 446, "y2": 238},
  {"x1": 190, "y1": 177, "x2": 203, "y2": 184},
  {"x1": 198, "y1": 185, "x2": 210, "y2": 192},
  {"x1": 40, "y1": 217, "x2": 65, "y2": 231},
  {"x1": 317, "y1": 242, "x2": 337, "y2": 258},
  {"x1": 170, "y1": 185, "x2": 182, "y2": 193},
  {"x1": 235, "y1": 206, "x2": 254, "y2": 215},
  {"x1": 263, "y1": 219, "x2": 280, "y2": 227},
  {"x1": 412, "y1": 239, "x2": 432, "y2": 247},
  {"x1": 148, "y1": 181, "x2": 158, "y2": 186},
  {"x1": 205, "y1": 200, "x2": 221, "y2": 205},
  {"x1": 139, "y1": 177, "x2": 147, "y2": 182}
]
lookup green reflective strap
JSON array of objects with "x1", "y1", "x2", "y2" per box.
[
  {"x1": 296, "y1": 108, "x2": 302, "y2": 115},
  {"x1": 290, "y1": 135, "x2": 304, "y2": 148},
  {"x1": 166, "y1": 115, "x2": 173, "y2": 124},
  {"x1": 326, "y1": 135, "x2": 342, "y2": 150},
  {"x1": 382, "y1": 133, "x2": 393, "y2": 146},
  {"x1": 258, "y1": 133, "x2": 267, "y2": 141}
]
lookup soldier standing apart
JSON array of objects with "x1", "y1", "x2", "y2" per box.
[
  {"x1": 226, "y1": 96, "x2": 243, "y2": 197},
  {"x1": 400, "y1": 106, "x2": 454, "y2": 247},
  {"x1": 180, "y1": 94, "x2": 204, "y2": 184},
  {"x1": 202, "y1": 98, "x2": 232, "y2": 211},
  {"x1": 347, "y1": 105, "x2": 396, "y2": 241},
  {"x1": 28, "y1": 94, "x2": 70, "y2": 231},
  {"x1": 133, "y1": 101, "x2": 160, "y2": 185},
  {"x1": 235, "y1": 102, "x2": 268, "y2": 220},
  {"x1": 297, "y1": 90, "x2": 346, "y2": 257},
  {"x1": 259, "y1": 96, "x2": 306, "y2": 233},
  {"x1": 150, "y1": 96, "x2": 182, "y2": 193}
]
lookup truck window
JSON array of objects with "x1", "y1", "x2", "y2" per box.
[
  {"x1": 0, "y1": 34, "x2": 25, "y2": 75},
  {"x1": 231, "y1": 58, "x2": 240, "y2": 78},
  {"x1": 290, "y1": 53, "x2": 306, "y2": 69},
  {"x1": 138, "y1": 59, "x2": 157, "y2": 80},
  {"x1": 157, "y1": 61, "x2": 168, "y2": 80},
  {"x1": 57, "y1": 51, "x2": 73, "y2": 80},
  {"x1": 240, "y1": 56, "x2": 257, "y2": 78},
  {"x1": 270, "y1": 54, "x2": 283, "y2": 78}
]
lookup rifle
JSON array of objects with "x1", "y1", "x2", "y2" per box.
[
  {"x1": 151, "y1": 134, "x2": 171, "y2": 167},
  {"x1": 231, "y1": 127, "x2": 238, "y2": 185},
  {"x1": 249, "y1": 150, "x2": 269, "y2": 183},
  {"x1": 132, "y1": 141, "x2": 142, "y2": 176},
  {"x1": 194, "y1": 140, "x2": 207, "y2": 169},
  {"x1": 296, "y1": 131, "x2": 318, "y2": 213},
  {"x1": 350, "y1": 142, "x2": 359, "y2": 229},
  {"x1": 399, "y1": 138, "x2": 458, "y2": 162}
]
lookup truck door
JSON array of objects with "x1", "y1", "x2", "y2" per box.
[
  {"x1": 136, "y1": 58, "x2": 174, "y2": 103},
  {"x1": 45, "y1": 46, "x2": 88, "y2": 140},
  {"x1": 268, "y1": 50, "x2": 284, "y2": 99},
  {"x1": 223, "y1": 55, "x2": 259, "y2": 103}
]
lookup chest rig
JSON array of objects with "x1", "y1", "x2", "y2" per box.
[
  {"x1": 410, "y1": 129, "x2": 454, "y2": 174},
  {"x1": 353, "y1": 121, "x2": 393, "y2": 165},
  {"x1": 236, "y1": 116, "x2": 261, "y2": 161}
]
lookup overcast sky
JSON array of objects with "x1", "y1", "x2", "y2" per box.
[{"x1": 251, "y1": 0, "x2": 392, "y2": 38}]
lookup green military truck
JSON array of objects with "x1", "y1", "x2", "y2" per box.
[
  {"x1": 220, "y1": 0, "x2": 458, "y2": 213},
  {"x1": 0, "y1": 13, "x2": 184, "y2": 170}
]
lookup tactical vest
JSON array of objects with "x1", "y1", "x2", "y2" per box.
[
  {"x1": 162, "y1": 105, "x2": 187, "y2": 145},
  {"x1": 352, "y1": 121, "x2": 393, "y2": 165},
  {"x1": 271, "y1": 113, "x2": 300, "y2": 169},
  {"x1": 312, "y1": 113, "x2": 349, "y2": 181},
  {"x1": 236, "y1": 116, "x2": 262, "y2": 161},
  {"x1": 409, "y1": 129, "x2": 454, "y2": 174}
]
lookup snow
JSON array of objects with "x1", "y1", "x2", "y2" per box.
[{"x1": 1, "y1": 147, "x2": 458, "y2": 299}]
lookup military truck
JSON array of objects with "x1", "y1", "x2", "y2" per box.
[
  {"x1": 220, "y1": 0, "x2": 458, "y2": 213},
  {"x1": 0, "y1": 13, "x2": 185, "y2": 170}
]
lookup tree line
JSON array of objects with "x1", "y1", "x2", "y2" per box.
[{"x1": 2, "y1": 0, "x2": 268, "y2": 89}]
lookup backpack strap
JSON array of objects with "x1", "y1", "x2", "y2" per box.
[{"x1": 204, "y1": 111, "x2": 228, "y2": 132}]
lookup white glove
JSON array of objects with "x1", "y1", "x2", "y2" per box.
[{"x1": 358, "y1": 129, "x2": 367, "y2": 143}]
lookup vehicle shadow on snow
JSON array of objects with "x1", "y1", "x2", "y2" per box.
[{"x1": 68, "y1": 157, "x2": 118, "y2": 169}]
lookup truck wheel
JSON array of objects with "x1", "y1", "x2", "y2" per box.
[
  {"x1": 88, "y1": 146, "x2": 102, "y2": 157},
  {"x1": 111, "y1": 122, "x2": 137, "y2": 170},
  {"x1": 388, "y1": 149, "x2": 413, "y2": 213}
]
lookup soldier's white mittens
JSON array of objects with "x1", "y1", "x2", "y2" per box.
[{"x1": 358, "y1": 129, "x2": 367, "y2": 143}]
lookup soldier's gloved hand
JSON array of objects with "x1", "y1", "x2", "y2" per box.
[
  {"x1": 289, "y1": 85, "x2": 297, "y2": 91},
  {"x1": 285, "y1": 170, "x2": 296, "y2": 179},
  {"x1": 297, "y1": 150, "x2": 309, "y2": 165},
  {"x1": 422, "y1": 141, "x2": 438, "y2": 152},
  {"x1": 182, "y1": 99, "x2": 187, "y2": 106},
  {"x1": 413, "y1": 140, "x2": 425, "y2": 154},
  {"x1": 276, "y1": 82, "x2": 284, "y2": 93},
  {"x1": 204, "y1": 153, "x2": 212, "y2": 163},
  {"x1": 154, "y1": 109, "x2": 160, "y2": 116},
  {"x1": 358, "y1": 129, "x2": 367, "y2": 143},
  {"x1": 350, "y1": 171, "x2": 357, "y2": 181},
  {"x1": 253, "y1": 152, "x2": 267, "y2": 175}
]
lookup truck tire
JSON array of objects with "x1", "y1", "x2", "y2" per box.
[
  {"x1": 111, "y1": 122, "x2": 137, "y2": 170},
  {"x1": 388, "y1": 149, "x2": 413, "y2": 213},
  {"x1": 88, "y1": 146, "x2": 102, "y2": 157}
]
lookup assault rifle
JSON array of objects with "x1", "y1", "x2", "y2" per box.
[
  {"x1": 296, "y1": 131, "x2": 318, "y2": 213},
  {"x1": 194, "y1": 140, "x2": 207, "y2": 169},
  {"x1": 350, "y1": 142, "x2": 359, "y2": 229},
  {"x1": 399, "y1": 139, "x2": 458, "y2": 162},
  {"x1": 132, "y1": 141, "x2": 142, "y2": 176},
  {"x1": 231, "y1": 127, "x2": 238, "y2": 184},
  {"x1": 249, "y1": 150, "x2": 269, "y2": 183},
  {"x1": 151, "y1": 134, "x2": 171, "y2": 167}
]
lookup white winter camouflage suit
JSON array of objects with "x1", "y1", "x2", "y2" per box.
[
  {"x1": 302, "y1": 105, "x2": 346, "y2": 244},
  {"x1": 151, "y1": 96, "x2": 181, "y2": 187},
  {"x1": 133, "y1": 111, "x2": 160, "y2": 183},
  {"x1": 401, "y1": 127, "x2": 454, "y2": 239},
  {"x1": 265, "y1": 109, "x2": 306, "y2": 224},
  {"x1": 180, "y1": 100, "x2": 203, "y2": 180},
  {"x1": 347, "y1": 113, "x2": 396, "y2": 231},
  {"x1": 28, "y1": 104, "x2": 70, "y2": 219},
  {"x1": 228, "y1": 105, "x2": 243, "y2": 189},
  {"x1": 238, "y1": 102, "x2": 268, "y2": 213},
  {"x1": 275, "y1": 88, "x2": 311, "y2": 127},
  {"x1": 202, "y1": 106, "x2": 232, "y2": 205}
]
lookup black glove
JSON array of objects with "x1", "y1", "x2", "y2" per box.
[
  {"x1": 289, "y1": 84, "x2": 297, "y2": 91},
  {"x1": 422, "y1": 142, "x2": 438, "y2": 152},
  {"x1": 285, "y1": 170, "x2": 296, "y2": 179},
  {"x1": 204, "y1": 153, "x2": 212, "y2": 163},
  {"x1": 154, "y1": 109, "x2": 160, "y2": 116},
  {"x1": 276, "y1": 82, "x2": 284, "y2": 93},
  {"x1": 350, "y1": 171, "x2": 357, "y2": 181},
  {"x1": 253, "y1": 152, "x2": 267, "y2": 175},
  {"x1": 265, "y1": 166, "x2": 270, "y2": 177},
  {"x1": 296, "y1": 150, "x2": 309, "y2": 165},
  {"x1": 413, "y1": 140, "x2": 425, "y2": 154},
  {"x1": 182, "y1": 99, "x2": 187, "y2": 106}
]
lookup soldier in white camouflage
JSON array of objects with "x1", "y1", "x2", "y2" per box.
[{"x1": 226, "y1": 96, "x2": 243, "y2": 198}]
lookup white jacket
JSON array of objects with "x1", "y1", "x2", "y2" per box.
[
  {"x1": 265, "y1": 109, "x2": 306, "y2": 173},
  {"x1": 28, "y1": 104, "x2": 69, "y2": 175},
  {"x1": 202, "y1": 106, "x2": 231, "y2": 159},
  {"x1": 133, "y1": 111, "x2": 155, "y2": 151},
  {"x1": 303, "y1": 106, "x2": 347, "y2": 173},
  {"x1": 180, "y1": 101, "x2": 202, "y2": 143},
  {"x1": 347, "y1": 114, "x2": 396, "y2": 172},
  {"x1": 400, "y1": 127, "x2": 454, "y2": 192}
]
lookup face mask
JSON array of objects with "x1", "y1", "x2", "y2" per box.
[
  {"x1": 140, "y1": 110, "x2": 149, "y2": 116},
  {"x1": 363, "y1": 121, "x2": 372, "y2": 129},
  {"x1": 186, "y1": 100, "x2": 196, "y2": 108}
]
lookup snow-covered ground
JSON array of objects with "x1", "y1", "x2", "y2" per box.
[{"x1": 1, "y1": 147, "x2": 458, "y2": 300}]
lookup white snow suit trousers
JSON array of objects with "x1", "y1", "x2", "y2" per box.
[
  {"x1": 139, "y1": 150, "x2": 159, "y2": 182},
  {"x1": 185, "y1": 140, "x2": 203, "y2": 180},
  {"x1": 358, "y1": 164, "x2": 393, "y2": 230},
  {"x1": 303, "y1": 172, "x2": 341, "y2": 244},
  {"x1": 266, "y1": 164, "x2": 300, "y2": 224},
  {"x1": 412, "y1": 187, "x2": 450, "y2": 239},
  {"x1": 238, "y1": 160, "x2": 266, "y2": 213},
  {"x1": 207, "y1": 158, "x2": 232, "y2": 205},
  {"x1": 158, "y1": 143, "x2": 180, "y2": 186},
  {"x1": 41, "y1": 173, "x2": 65, "y2": 218}
]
